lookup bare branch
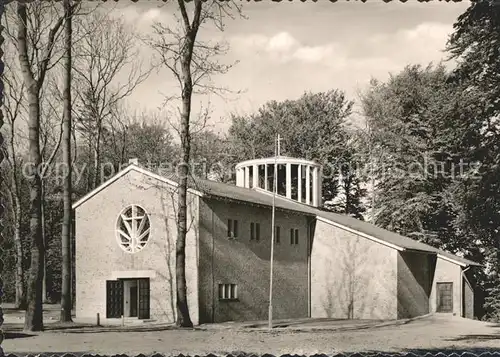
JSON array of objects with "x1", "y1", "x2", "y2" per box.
[
  {"x1": 177, "y1": 0, "x2": 191, "y2": 32},
  {"x1": 147, "y1": 0, "x2": 243, "y2": 112},
  {"x1": 35, "y1": 5, "x2": 66, "y2": 90},
  {"x1": 40, "y1": 89, "x2": 64, "y2": 177}
]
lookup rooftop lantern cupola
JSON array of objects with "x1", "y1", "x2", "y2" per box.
[{"x1": 235, "y1": 155, "x2": 323, "y2": 207}]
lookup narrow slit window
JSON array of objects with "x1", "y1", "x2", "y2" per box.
[
  {"x1": 290, "y1": 228, "x2": 299, "y2": 245},
  {"x1": 228, "y1": 219, "x2": 239, "y2": 239},
  {"x1": 250, "y1": 222, "x2": 261, "y2": 241},
  {"x1": 218, "y1": 283, "x2": 225, "y2": 299},
  {"x1": 275, "y1": 226, "x2": 280, "y2": 244},
  {"x1": 233, "y1": 220, "x2": 238, "y2": 238}
]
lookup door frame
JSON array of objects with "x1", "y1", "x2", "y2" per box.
[
  {"x1": 106, "y1": 278, "x2": 150, "y2": 319},
  {"x1": 436, "y1": 282, "x2": 453, "y2": 313}
]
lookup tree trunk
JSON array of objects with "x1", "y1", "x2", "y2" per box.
[
  {"x1": 41, "y1": 182, "x2": 48, "y2": 303},
  {"x1": 10, "y1": 120, "x2": 26, "y2": 310},
  {"x1": 60, "y1": 0, "x2": 73, "y2": 323},
  {"x1": 18, "y1": 2, "x2": 44, "y2": 332},
  {"x1": 92, "y1": 126, "x2": 102, "y2": 189},
  {"x1": 23, "y1": 92, "x2": 45, "y2": 332},
  {"x1": 14, "y1": 198, "x2": 25, "y2": 309},
  {"x1": 344, "y1": 175, "x2": 352, "y2": 215},
  {"x1": 175, "y1": 41, "x2": 195, "y2": 329}
]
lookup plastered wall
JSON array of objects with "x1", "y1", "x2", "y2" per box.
[{"x1": 198, "y1": 199, "x2": 310, "y2": 323}]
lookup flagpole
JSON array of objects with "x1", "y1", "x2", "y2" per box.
[{"x1": 268, "y1": 133, "x2": 280, "y2": 330}]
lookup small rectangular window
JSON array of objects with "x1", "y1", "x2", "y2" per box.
[
  {"x1": 250, "y1": 222, "x2": 255, "y2": 240},
  {"x1": 295, "y1": 229, "x2": 299, "y2": 245},
  {"x1": 290, "y1": 228, "x2": 294, "y2": 245},
  {"x1": 218, "y1": 283, "x2": 238, "y2": 300},
  {"x1": 275, "y1": 225, "x2": 280, "y2": 244}
]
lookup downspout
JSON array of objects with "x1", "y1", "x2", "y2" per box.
[
  {"x1": 307, "y1": 216, "x2": 314, "y2": 318},
  {"x1": 460, "y1": 266, "x2": 471, "y2": 318},
  {"x1": 211, "y1": 205, "x2": 215, "y2": 323}
]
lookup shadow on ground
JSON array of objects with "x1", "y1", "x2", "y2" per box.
[
  {"x1": 445, "y1": 322, "x2": 500, "y2": 343},
  {"x1": 3, "y1": 324, "x2": 180, "y2": 334},
  {"x1": 447, "y1": 333, "x2": 500, "y2": 342},
  {"x1": 4, "y1": 332, "x2": 36, "y2": 340},
  {"x1": 46, "y1": 325, "x2": 179, "y2": 333}
]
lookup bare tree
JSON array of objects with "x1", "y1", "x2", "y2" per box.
[
  {"x1": 4, "y1": 1, "x2": 79, "y2": 308},
  {"x1": 39, "y1": 77, "x2": 65, "y2": 303},
  {"x1": 2, "y1": 48, "x2": 27, "y2": 310},
  {"x1": 106, "y1": 104, "x2": 131, "y2": 170},
  {"x1": 60, "y1": 0, "x2": 73, "y2": 323},
  {"x1": 147, "y1": 0, "x2": 242, "y2": 327},
  {"x1": 72, "y1": 12, "x2": 151, "y2": 189},
  {"x1": 15, "y1": 1, "x2": 78, "y2": 331}
]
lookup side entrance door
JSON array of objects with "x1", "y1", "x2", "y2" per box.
[
  {"x1": 106, "y1": 280, "x2": 124, "y2": 318},
  {"x1": 436, "y1": 282, "x2": 453, "y2": 313}
]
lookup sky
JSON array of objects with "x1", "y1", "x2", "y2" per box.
[{"x1": 103, "y1": 0, "x2": 470, "y2": 134}]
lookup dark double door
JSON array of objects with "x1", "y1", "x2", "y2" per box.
[{"x1": 106, "y1": 278, "x2": 150, "y2": 319}]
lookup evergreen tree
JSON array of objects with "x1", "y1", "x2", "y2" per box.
[
  {"x1": 447, "y1": 0, "x2": 500, "y2": 320},
  {"x1": 361, "y1": 63, "x2": 481, "y2": 257}
]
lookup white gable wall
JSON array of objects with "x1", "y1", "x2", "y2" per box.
[{"x1": 74, "y1": 170, "x2": 200, "y2": 324}]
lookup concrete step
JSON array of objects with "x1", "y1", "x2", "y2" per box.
[{"x1": 122, "y1": 317, "x2": 157, "y2": 324}]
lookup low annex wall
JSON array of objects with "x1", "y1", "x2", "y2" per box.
[{"x1": 429, "y1": 257, "x2": 462, "y2": 316}]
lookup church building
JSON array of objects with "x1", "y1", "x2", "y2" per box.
[{"x1": 72, "y1": 156, "x2": 480, "y2": 325}]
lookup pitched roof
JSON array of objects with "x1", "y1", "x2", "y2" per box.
[
  {"x1": 313, "y1": 208, "x2": 480, "y2": 267},
  {"x1": 171, "y1": 172, "x2": 479, "y2": 267},
  {"x1": 74, "y1": 164, "x2": 480, "y2": 267},
  {"x1": 71, "y1": 165, "x2": 204, "y2": 209},
  {"x1": 178, "y1": 173, "x2": 480, "y2": 268},
  {"x1": 181, "y1": 175, "x2": 317, "y2": 217}
]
